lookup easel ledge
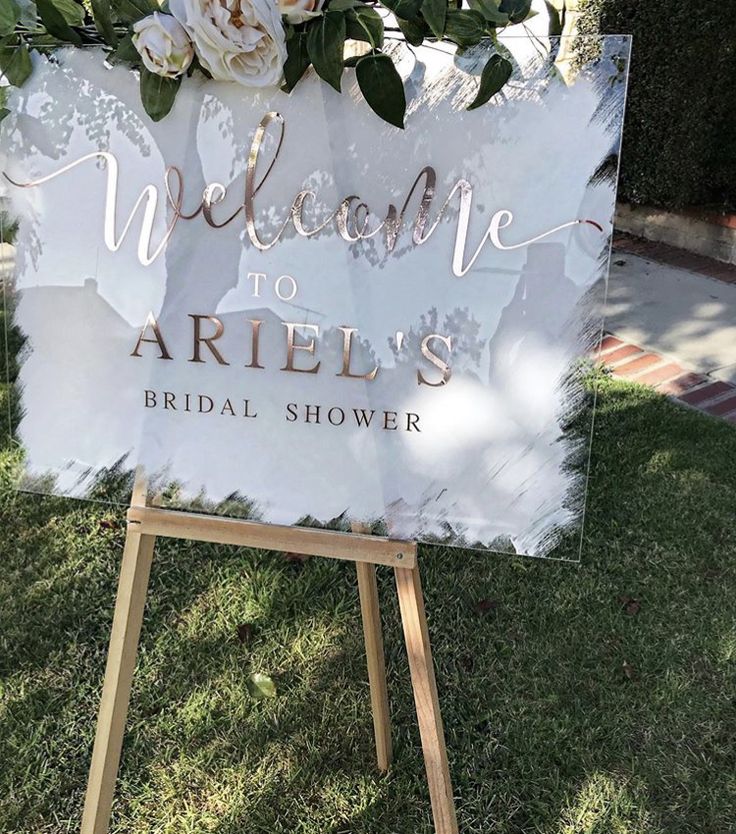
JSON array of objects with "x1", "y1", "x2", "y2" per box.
[{"x1": 81, "y1": 475, "x2": 458, "y2": 834}]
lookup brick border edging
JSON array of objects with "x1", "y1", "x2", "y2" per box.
[
  {"x1": 594, "y1": 334, "x2": 736, "y2": 424},
  {"x1": 613, "y1": 233, "x2": 736, "y2": 285},
  {"x1": 615, "y1": 204, "x2": 736, "y2": 269}
]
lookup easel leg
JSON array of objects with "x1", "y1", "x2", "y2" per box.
[
  {"x1": 356, "y1": 562, "x2": 392, "y2": 771},
  {"x1": 395, "y1": 566, "x2": 458, "y2": 834},
  {"x1": 80, "y1": 527, "x2": 156, "y2": 834}
]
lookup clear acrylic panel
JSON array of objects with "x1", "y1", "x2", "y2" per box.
[{"x1": 1, "y1": 35, "x2": 630, "y2": 560}]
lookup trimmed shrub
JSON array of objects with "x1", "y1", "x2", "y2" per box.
[{"x1": 577, "y1": 0, "x2": 736, "y2": 211}]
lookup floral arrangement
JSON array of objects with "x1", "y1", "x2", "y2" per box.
[{"x1": 0, "y1": 0, "x2": 538, "y2": 127}]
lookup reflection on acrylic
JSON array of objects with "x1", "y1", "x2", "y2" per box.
[{"x1": 0, "y1": 37, "x2": 630, "y2": 559}]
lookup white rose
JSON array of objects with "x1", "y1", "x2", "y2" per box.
[
  {"x1": 278, "y1": 0, "x2": 324, "y2": 25},
  {"x1": 132, "y1": 13, "x2": 195, "y2": 78},
  {"x1": 170, "y1": 0, "x2": 287, "y2": 88}
]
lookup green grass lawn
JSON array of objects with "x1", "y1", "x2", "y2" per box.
[{"x1": 2, "y1": 315, "x2": 736, "y2": 833}]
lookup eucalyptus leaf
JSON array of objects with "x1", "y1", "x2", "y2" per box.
[
  {"x1": 0, "y1": 38, "x2": 32, "y2": 86},
  {"x1": 15, "y1": 0, "x2": 37, "y2": 27},
  {"x1": 356, "y1": 52, "x2": 405, "y2": 129},
  {"x1": 111, "y1": 0, "x2": 156, "y2": 23},
  {"x1": 396, "y1": 15, "x2": 427, "y2": 46},
  {"x1": 544, "y1": 0, "x2": 561, "y2": 36},
  {"x1": 345, "y1": 6, "x2": 382, "y2": 48},
  {"x1": 343, "y1": 51, "x2": 366, "y2": 67},
  {"x1": 36, "y1": 0, "x2": 82, "y2": 43},
  {"x1": 111, "y1": 32, "x2": 138, "y2": 63},
  {"x1": 139, "y1": 67, "x2": 180, "y2": 121},
  {"x1": 306, "y1": 11, "x2": 345, "y2": 92},
  {"x1": 444, "y1": 8, "x2": 485, "y2": 47},
  {"x1": 53, "y1": 0, "x2": 84, "y2": 26},
  {"x1": 466, "y1": 0, "x2": 508, "y2": 25},
  {"x1": 421, "y1": 0, "x2": 446, "y2": 39},
  {"x1": 467, "y1": 52, "x2": 511, "y2": 109},
  {"x1": 91, "y1": 0, "x2": 118, "y2": 46},
  {"x1": 283, "y1": 29, "x2": 310, "y2": 92},
  {"x1": 246, "y1": 673, "x2": 277, "y2": 700},
  {"x1": 498, "y1": 0, "x2": 531, "y2": 24},
  {"x1": 0, "y1": 0, "x2": 20, "y2": 36},
  {"x1": 379, "y1": 0, "x2": 421, "y2": 21}
]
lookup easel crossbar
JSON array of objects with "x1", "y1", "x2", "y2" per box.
[{"x1": 126, "y1": 506, "x2": 417, "y2": 569}]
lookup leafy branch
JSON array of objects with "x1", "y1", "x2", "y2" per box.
[{"x1": 0, "y1": 0, "x2": 537, "y2": 127}]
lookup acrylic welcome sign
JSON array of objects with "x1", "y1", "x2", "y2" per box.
[{"x1": 1, "y1": 36, "x2": 630, "y2": 560}]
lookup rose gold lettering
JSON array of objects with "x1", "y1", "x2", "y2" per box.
[
  {"x1": 131, "y1": 312, "x2": 173, "y2": 360},
  {"x1": 418, "y1": 334, "x2": 452, "y2": 386},
  {"x1": 4, "y1": 113, "x2": 604, "y2": 275},
  {"x1": 281, "y1": 323, "x2": 320, "y2": 374},
  {"x1": 245, "y1": 319, "x2": 264, "y2": 369},
  {"x1": 189, "y1": 315, "x2": 229, "y2": 365},
  {"x1": 337, "y1": 326, "x2": 378, "y2": 380}
]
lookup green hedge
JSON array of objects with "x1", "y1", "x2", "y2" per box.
[{"x1": 576, "y1": 0, "x2": 736, "y2": 211}]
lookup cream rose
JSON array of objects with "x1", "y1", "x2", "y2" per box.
[
  {"x1": 132, "y1": 13, "x2": 194, "y2": 78},
  {"x1": 169, "y1": 0, "x2": 287, "y2": 88},
  {"x1": 278, "y1": 0, "x2": 324, "y2": 25}
]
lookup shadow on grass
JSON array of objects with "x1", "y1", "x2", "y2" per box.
[{"x1": 1, "y1": 375, "x2": 736, "y2": 834}]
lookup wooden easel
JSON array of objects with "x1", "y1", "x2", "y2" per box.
[{"x1": 80, "y1": 471, "x2": 458, "y2": 834}]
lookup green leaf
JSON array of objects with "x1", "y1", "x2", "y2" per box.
[
  {"x1": 343, "y1": 51, "x2": 365, "y2": 67},
  {"x1": 111, "y1": 0, "x2": 156, "y2": 23},
  {"x1": 345, "y1": 6, "x2": 383, "y2": 48},
  {"x1": 379, "y1": 0, "x2": 421, "y2": 21},
  {"x1": 246, "y1": 673, "x2": 277, "y2": 700},
  {"x1": 421, "y1": 0, "x2": 446, "y2": 39},
  {"x1": 53, "y1": 0, "x2": 85, "y2": 26},
  {"x1": 396, "y1": 15, "x2": 426, "y2": 46},
  {"x1": 91, "y1": 0, "x2": 118, "y2": 46},
  {"x1": 0, "y1": 106, "x2": 10, "y2": 122},
  {"x1": 499, "y1": 0, "x2": 531, "y2": 24},
  {"x1": 0, "y1": 39, "x2": 32, "y2": 86},
  {"x1": 444, "y1": 8, "x2": 485, "y2": 47},
  {"x1": 328, "y1": 0, "x2": 357, "y2": 9},
  {"x1": 466, "y1": 0, "x2": 508, "y2": 25},
  {"x1": 111, "y1": 32, "x2": 138, "y2": 63},
  {"x1": 0, "y1": 0, "x2": 20, "y2": 37},
  {"x1": 544, "y1": 0, "x2": 562, "y2": 36},
  {"x1": 467, "y1": 52, "x2": 512, "y2": 110},
  {"x1": 36, "y1": 0, "x2": 82, "y2": 44},
  {"x1": 306, "y1": 11, "x2": 345, "y2": 93},
  {"x1": 356, "y1": 52, "x2": 405, "y2": 129},
  {"x1": 283, "y1": 30, "x2": 310, "y2": 93},
  {"x1": 139, "y1": 67, "x2": 180, "y2": 121}
]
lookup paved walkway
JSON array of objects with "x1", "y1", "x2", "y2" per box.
[{"x1": 596, "y1": 234, "x2": 736, "y2": 423}]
